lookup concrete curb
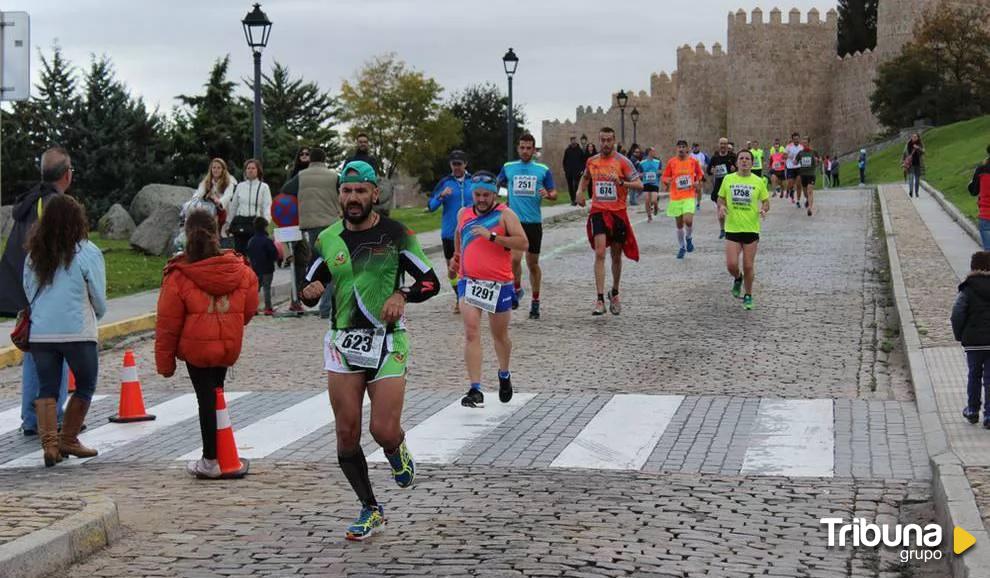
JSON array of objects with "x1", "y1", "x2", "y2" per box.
[
  {"x1": 0, "y1": 312, "x2": 159, "y2": 370},
  {"x1": 922, "y1": 179, "x2": 982, "y2": 246},
  {"x1": 876, "y1": 185, "x2": 990, "y2": 576},
  {"x1": 0, "y1": 494, "x2": 120, "y2": 578}
]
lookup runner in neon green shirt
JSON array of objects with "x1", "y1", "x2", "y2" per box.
[{"x1": 717, "y1": 150, "x2": 770, "y2": 310}]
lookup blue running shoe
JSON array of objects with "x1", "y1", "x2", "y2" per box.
[
  {"x1": 718, "y1": 230, "x2": 725, "y2": 240},
  {"x1": 385, "y1": 441, "x2": 415, "y2": 488},
  {"x1": 512, "y1": 287, "x2": 524, "y2": 310},
  {"x1": 676, "y1": 247, "x2": 686, "y2": 259},
  {"x1": 686, "y1": 238, "x2": 695, "y2": 252},
  {"x1": 346, "y1": 504, "x2": 385, "y2": 541}
]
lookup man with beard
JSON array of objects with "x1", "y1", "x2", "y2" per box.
[
  {"x1": 576, "y1": 127, "x2": 643, "y2": 315},
  {"x1": 300, "y1": 160, "x2": 440, "y2": 540},
  {"x1": 450, "y1": 171, "x2": 529, "y2": 408}
]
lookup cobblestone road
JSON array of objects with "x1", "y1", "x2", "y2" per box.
[{"x1": 0, "y1": 190, "x2": 948, "y2": 576}]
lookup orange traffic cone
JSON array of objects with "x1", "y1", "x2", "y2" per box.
[
  {"x1": 108, "y1": 350, "x2": 156, "y2": 423},
  {"x1": 214, "y1": 388, "x2": 249, "y2": 478},
  {"x1": 67, "y1": 370, "x2": 76, "y2": 393}
]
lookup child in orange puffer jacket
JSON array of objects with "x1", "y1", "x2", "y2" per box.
[{"x1": 155, "y1": 210, "x2": 258, "y2": 479}]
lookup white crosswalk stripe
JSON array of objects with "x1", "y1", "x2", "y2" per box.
[
  {"x1": 741, "y1": 399, "x2": 834, "y2": 477},
  {"x1": 0, "y1": 395, "x2": 109, "y2": 436},
  {"x1": 551, "y1": 394, "x2": 684, "y2": 470},
  {"x1": 368, "y1": 394, "x2": 537, "y2": 464},
  {"x1": 0, "y1": 392, "x2": 251, "y2": 469}
]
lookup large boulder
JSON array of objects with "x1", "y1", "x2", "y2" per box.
[
  {"x1": 97, "y1": 203, "x2": 136, "y2": 240},
  {"x1": 128, "y1": 184, "x2": 194, "y2": 225},
  {"x1": 130, "y1": 205, "x2": 180, "y2": 256},
  {"x1": 0, "y1": 205, "x2": 11, "y2": 243}
]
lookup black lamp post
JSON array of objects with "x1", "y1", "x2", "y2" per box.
[
  {"x1": 242, "y1": 3, "x2": 272, "y2": 161},
  {"x1": 933, "y1": 41, "x2": 945, "y2": 126},
  {"x1": 616, "y1": 90, "x2": 628, "y2": 144},
  {"x1": 502, "y1": 48, "x2": 519, "y2": 163},
  {"x1": 630, "y1": 107, "x2": 640, "y2": 145}
]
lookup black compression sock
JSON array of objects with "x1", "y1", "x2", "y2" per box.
[
  {"x1": 597, "y1": 293, "x2": 605, "y2": 302},
  {"x1": 338, "y1": 448, "x2": 377, "y2": 507}
]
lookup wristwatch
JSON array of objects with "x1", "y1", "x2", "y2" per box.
[{"x1": 489, "y1": 231, "x2": 498, "y2": 243}]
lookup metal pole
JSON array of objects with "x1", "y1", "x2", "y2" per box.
[
  {"x1": 506, "y1": 75, "x2": 513, "y2": 163},
  {"x1": 252, "y1": 50, "x2": 263, "y2": 160},
  {"x1": 620, "y1": 109, "x2": 626, "y2": 145},
  {"x1": 287, "y1": 241, "x2": 298, "y2": 307},
  {"x1": 632, "y1": 121, "x2": 638, "y2": 146}
]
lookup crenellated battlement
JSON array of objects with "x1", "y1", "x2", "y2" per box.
[{"x1": 727, "y1": 6, "x2": 837, "y2": 27}]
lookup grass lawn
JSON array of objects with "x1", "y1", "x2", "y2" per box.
[
  {"x1": 862, "y1": 115, "x2": 990, "y2": 221},
  {"x1": 90, "y1": 234, "x2": 166, "y2": 299}
]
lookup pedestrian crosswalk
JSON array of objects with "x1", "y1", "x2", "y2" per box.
[{"x1": 0, "y1": 391, "x2": 926, "y2": 479}]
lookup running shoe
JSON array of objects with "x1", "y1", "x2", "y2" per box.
[
  {"x1": 609, "y1": 292, "x2": 621, "y2": 315},
  {"x1": 499, "y1": 373, "x2": 513, "y2": 403},
  {"x1": 288, "y1": 301, "x2": 304, "y2": 313},
  {"x1": 263, "y1": 308, "x2": 274, "y2": 316},
  {"x1": 385, "y1": 441, "x2": 415, "y2": 488},
  {"x1": 718, "y1": 229, "x2": 726, "y2": 239},
  {"x1": 529, "y1": 300, "x2": 540, "y2": 320},
  {"x1": 512, "y1": 287, "x2": 524, "y2": 310},
  {"x1": 742, "y1": 294, "x2": 754, "y2": 310},
  {"x1": 732, "y1": 277, "x2": 743, "y2": 299},
  {"x1": 461, "y1": 388, "x2": 485, "y2": 408},
  {"x1": 807, "y1": 208, "x2": 813, "y2": 217},
  {"x1": 964, "y1": 407, "x2": 980, "y2": 424},
  {"x1": 676, "y1": 247, "x2": 686, "y2": 259},
  {"x1": 686, "y1": 237, "x2": 695, "y2": 252},
  {"x1": 592, "y1": 300, "x2": 607, "y2": 316},
  {"x1": 186, "y1": 458, "x2": 221, "y2": 479},
  {"x1": 346, "y1": 504, "x2": 385, "y2": 541}
]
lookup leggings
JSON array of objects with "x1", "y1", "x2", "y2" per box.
[{"x1": 186, "y1": 363, "x2": 228, "y2": 460}]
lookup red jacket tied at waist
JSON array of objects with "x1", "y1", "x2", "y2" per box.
[{"x1": 586, "y1": 208, "x2": 640, "y2": 262}]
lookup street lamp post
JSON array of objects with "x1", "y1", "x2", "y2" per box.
[
  {"x1": 616, "y1": 90, "x2": 628, "y2": 144},
  {"x1": 502, "y1": 48, "x2": 519, "y2": 163},
  {"x1": 242, "y1": 3, "x2": 272, "y2": 161},
  {"x1": 933, "y1": 41, "x2": 945, "y2": 126},
  {"x1": 630, "y1": 107, "x2": 640, "y2": 145}
]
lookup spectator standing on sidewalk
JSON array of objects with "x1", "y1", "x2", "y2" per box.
[
  {"x1": 155, "y1": 210, "x2": 258, "y2": 479},
  {"x1": 287, "y1": 147, "x2": 311, "y2": 180},
  {"x1": 858, "y1": 149, "x2": 868, "y2": 185},
  {"x1": 225, "y1": 159, "x2": 272, "y2": 254},
  {"x1": 281, "y1": 147, "x2": 340, "y2": 316},
  {"x1": 563, "y1": 136, "x2": 586, "y2": 206},
  {"x1": 969, "y1": 144, "x2": 990, "y2": 250},
  {"x1": 904, "y1": 133, "x2": 925, "y2": 198},
  {"x1": 0, "y1": 146, "x2": 73, "y2": 436},
  {"x1": 344, "y1": 133, "x2": 392, "y2": 216},
  {"x1": 191, "y1": 159, "x2": 235, "y2": 248},
  {"x1": 23, "y1": 195, "x2": 107, "y2": 467},
  {"x1": 246, "y1": 217, "x2": 278, "y2": 315},
  {"x1": 951, "y1": 251, "x2": 990, "y2": 428}
]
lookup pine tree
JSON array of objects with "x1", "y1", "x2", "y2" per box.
[{"x1": 837, "y1": 0, "x2": 878, "y2": 56}]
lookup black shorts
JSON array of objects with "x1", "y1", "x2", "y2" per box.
[
  {"x1": 725, "y1": 232, "x2": 760, "y2": 245},
  {"x1": 772, "y1": 170, "x2": 786, "y2": 181},
  {"x1": 442, "y1": 237, "x2": 455, "y2": 261},
  {"x1": 643, "y1": 185, "x2": 660, "y2": 193},
  {"x1": 785, "y1": 168, "x2": 801, "y2": 180},
  {"x1": 521, "y1": 222, "x2": 543, "y2": 254},
  {"x1": 589, "y1": 212, "x2": 628, "y2": 245},
  {"x1": 801, "y1": 175, "x2": 816, "y2": 187}
]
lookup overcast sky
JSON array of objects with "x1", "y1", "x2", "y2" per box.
[{"x1": 13, "y1": 0, "x2": 833, "y2": 144}]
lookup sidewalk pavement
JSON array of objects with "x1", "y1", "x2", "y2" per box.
[
  {"x1": 879, "y1": 182, "x2": 990, "y2": 576},
  {"x1": 0, "y1": 203, "x2": 583, "y2": 368}
]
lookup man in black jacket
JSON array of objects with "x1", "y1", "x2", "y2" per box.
[
  {"x1": 343, "y1": 133, "x2": 390, "y2": 216},
  {"x1": 562, "y1": 137, "x2": 585, "y2": 206},
  {"x1": 0, "y1": 146, "x2": 73, "y2": 435}
]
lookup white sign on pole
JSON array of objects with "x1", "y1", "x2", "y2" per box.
[
  {"x1": 273, "y1": 226, "x2": 303, "y2": 243},
  {"x1": 0, "y1": 12, "x2": 29, "y2": 102}
]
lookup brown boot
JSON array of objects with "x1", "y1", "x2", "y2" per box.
[
  {"x1": 34, "y1": 398, "x2": 62, "y2": 467},
  {"x1": 60, "y1": 397, "x2": 98, "y2": 458}
]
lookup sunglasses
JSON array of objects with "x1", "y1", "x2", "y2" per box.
[{"x1": 471, "y1": 174, "x2": 497, "y2": 185}]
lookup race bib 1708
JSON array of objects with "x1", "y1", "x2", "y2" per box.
[
  {"x1": 334, "y1": 328, "x2": 386, "y2": 369},
  {"x1": 512, "y1": 175, "x2": 538, "y2": 197},
  {"x1": 676, "y1": 175, "x2": 692, "y2": 189},
  {"x1": 464, "y1": 278, "x2": 501, "y2": 313},
  {"x1": 594, "y1": 181, "x2": 617, "y2": 201}
]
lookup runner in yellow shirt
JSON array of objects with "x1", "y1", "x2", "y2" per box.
[{"x1": 717, "y1": 150, "x2": 770, "y2": 310}]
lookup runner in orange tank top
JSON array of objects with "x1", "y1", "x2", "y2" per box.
[
  {"x1": 449, "y1": 171, "x2": 529, "y2": 409},
  {"x1": 575, "y1": 127, "x2": 643, "y2": 316}
]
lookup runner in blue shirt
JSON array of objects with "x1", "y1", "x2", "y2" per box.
[
  {"x1": 496, "y1": 134, "x2": 556, "y2": 319},
  {"x1": 428, "y1": 150, "x2": 473, "y2": 313},
  {"x1": 639, "y1": 147, "x2": 663, "y2": 222}
]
